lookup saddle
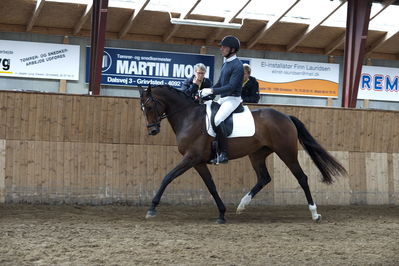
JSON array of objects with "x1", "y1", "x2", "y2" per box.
[
  {"x1": 210, "y1": 102, "x2": 244, "y2": 137},
  {"x1": 203, "y1": 101, "x2": 255, "y2": 139}
]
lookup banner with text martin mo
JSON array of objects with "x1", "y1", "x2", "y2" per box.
[
  {"x1": 243, "y1": 58, "x2": 339, "y2": 98},
  {"x1": 85, "y1": 47, "x2": 214, "y2": 88}
]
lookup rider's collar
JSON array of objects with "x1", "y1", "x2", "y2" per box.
[{"x1": 224, "y1": 54, "x2": 237, "y2": 63}]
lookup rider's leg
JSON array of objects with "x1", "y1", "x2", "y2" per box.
[
  {"x1": 210, "y1": 121, "x2": 228, "y2": 164},
  {"x1": 214, "y1": 96, "x2": 242, "y2": 127},
  {"x1": 211, "y1": 96, "x2": 241, "y2": 164}
]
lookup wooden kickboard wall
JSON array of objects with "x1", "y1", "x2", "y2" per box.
[{"x1": 0, "y1": 91, "x2": 398, "y2": 205}]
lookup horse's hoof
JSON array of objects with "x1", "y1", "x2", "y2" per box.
[
  {"x1": 313, "y1": 214, "x2": 322, "y2": 222},
  {"x1": 236, "y1": 207, "x2": 244, "y2": 214},
  {"x1": 216, "y1": 218, "x2": 226, "y2": 224},
  {"x1": 145, "y1": 209, "x2": 157, "y2": 219}
]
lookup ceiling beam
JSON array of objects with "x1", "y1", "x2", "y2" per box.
[
  {"x1": 369, "y1": 0, "x2": 396, "y2": 20},
  {"x1": 325, "y1": 32, "x2": 346, "y2": 55},
  {"x1": 73, "y1": 2, "x2": 93, "y2": 35},
  {"x1": 325, "y1": 0, "x2": 396, "y2": 55},
  {"x1": 365, "y1": 29, "x2": 399, "y2": 57},
  {"x1": 163, "y1": 0, "x2": 202, "y2": 42},
  {"x1": 247, "y1": 0, "x2": 300, "y2": 49},
  {"x1": 119, "y1": 0, "x2": 150, "y2": 39},
  {"x1": 26, "y1": 0, "x2": 46, "y2": 32},
  {"x1": 224, "y1": 0, "x2": 252, "y2": 23},
  {"x1": 4, "y1": 22, "x2": 399, "y2": 60},
  {"x1": 205, "y1": 0, "x2": 251, "y2": 45},
  {"x1": 287, "y1": 0, "x2": 346, "y2": 52}
]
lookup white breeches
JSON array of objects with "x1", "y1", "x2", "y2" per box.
[{"x1": 214, "y1": 96, "x2": 242, "y2": 127}]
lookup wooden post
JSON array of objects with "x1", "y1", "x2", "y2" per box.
[
  {"x1": 363, "y1": 99, "x2": 369, "y2": 108},
  {"x1": 327, "y1": 55, "x2": 335, "y2": 106},
  {"x1": 59, "y1": 36, "x2": 69, "y2": 93},
  {"x1": 200, "y1": 46, "x2": 207, "y2": 54},
  {"x1": 0, "y1": 140, "x2": 5, "y2": 203},
  {"x1": 363, "y1": 57, "x2": 372, "y2": 108},
  {"x1": 327, "y1": 97, "x2": 334, "y2": 107},
  {"x1": 59, "y1": 79, "x2": 67, "y2": 93}
]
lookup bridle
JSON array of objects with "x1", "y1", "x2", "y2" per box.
[
  {"x1": 141, "y1": 94, "x2": 195, "y2": 129},
  {"x1": 141, "y1": 95, "x2": 166, "y2": 129}
]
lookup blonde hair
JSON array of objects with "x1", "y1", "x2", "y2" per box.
[{"x1": 243, "y1": 63, "x2": 251, "y2": 75}]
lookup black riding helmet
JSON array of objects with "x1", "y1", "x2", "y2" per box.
[{"x1": 219, "y1": 35, "x2": 240, "y2": 52}]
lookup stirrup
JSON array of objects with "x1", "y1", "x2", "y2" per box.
[{"x1": 210, "y1": 152, "x2": 228, "y2": 165}]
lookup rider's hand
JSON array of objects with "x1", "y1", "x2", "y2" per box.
[{"x1": 200, "y1": 88, "x2": 213, "y2": 98}]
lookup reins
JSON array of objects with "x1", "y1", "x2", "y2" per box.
[{"x1": 141, "y1": 93, "x2": 193, "y2": 128}]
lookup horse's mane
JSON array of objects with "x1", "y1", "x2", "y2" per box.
[{"x1": 152, "y1": 85, "x2": 196, "y2": 103}]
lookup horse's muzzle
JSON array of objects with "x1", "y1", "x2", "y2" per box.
[{"x1": 147, "y1": 123, "x2": 160, "y2": 135}]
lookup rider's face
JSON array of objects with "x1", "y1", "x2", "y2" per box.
[{"x1": 220, "y1": 46, "x2": 231, "y2": 57}]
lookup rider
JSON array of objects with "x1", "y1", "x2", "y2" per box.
[{"x1": 200, "y1": 35, "x2": 244, "y2": 164}]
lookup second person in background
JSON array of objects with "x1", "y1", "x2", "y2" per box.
[
  {"x1": 241, "y1": 63, "x2": 260, "y2": 104},
  {"x1": 181, "y1": 63, "x2": 213, "y2": 101}
]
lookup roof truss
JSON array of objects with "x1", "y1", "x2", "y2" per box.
[
  {"x1": 247, "y1": 0, "x2": 300, "y2": 49},
  {"x1": 119, "y1": 0, "x2": 150, "y2": 39},
  {"x1": 287, "y1": 0, "x2": 346, "y2": 52},
  {"x1": 73, "y1": 1, "x2": 93, "y2": 35},
  {"x1": 205, "y1": 0, "x2": 252, "y2": 45},
  {"x1": 325, "y1": 0, "x2": 396, "y2": 55},
  {"x1": 163, "y1": 0, "x2": 202, "y2": 42},
  {"x1": 365, "y1": 28, "x2": 399, "y2": 57},
  {"x1": 27, "y1": 0, "x2": 46, "y2": 32}
]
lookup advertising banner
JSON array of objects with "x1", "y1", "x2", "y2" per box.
[
  {"x1": 358, "y1": 65, "x2": 399, "y2": 102},
  {"x1": 0, "y1": 40, "x2": 80, "y2": 80},
  {"x1": 85, "y1": 47, "x2": 214, "y2": 88},
  {"x1": 243, "y1": 58, "x2": 339, "y2": 97}
]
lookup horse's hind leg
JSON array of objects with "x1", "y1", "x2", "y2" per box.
[
  {"x1": 194, "y1": 164, "x2": 226, "y2": 224},
  {"x1": 283, "y1": 157, "x2": 322, "y2": 222},
  {"x1": 237, "y1": 148, "x2": 272, "y2": 214}
]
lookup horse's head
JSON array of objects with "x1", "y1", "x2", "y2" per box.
[{"x1": 139, "y1": 86, "x2": 166, "y2": 135}]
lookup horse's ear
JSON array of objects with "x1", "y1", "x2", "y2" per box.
[
  {"x1": 138, "y1": 86, "x2": 144, "y2": 97},
  {"x1": 146, "y1": 85, "x2": 152, "y2": 96}
]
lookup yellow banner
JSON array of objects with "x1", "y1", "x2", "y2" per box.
[
  {"x1": 242, "y1": 58, "x2": 339, "y2": 98},
  {"x1": 258, "y1": 79, "x2": 338, "y2": 97}
]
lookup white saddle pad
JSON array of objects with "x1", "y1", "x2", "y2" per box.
[{"x1": 205, "y1": 101, "x2": 255, "y2": 138}]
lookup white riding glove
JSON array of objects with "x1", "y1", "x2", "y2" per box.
[{"x1": 200, "y1": 88, "x2": 213, "y2": 98}]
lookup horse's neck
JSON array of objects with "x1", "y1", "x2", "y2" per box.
[{"x1": 158, "y1": 91, "x2": 198, "y2": 134}]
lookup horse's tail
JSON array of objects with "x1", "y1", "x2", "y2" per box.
[{"x1": 289, "y1": 115, "x2": 347, "y2": 184}]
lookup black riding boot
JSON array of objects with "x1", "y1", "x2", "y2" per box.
[{"x1": 210, "y1": 122, "x2": 229, "y2": 164}]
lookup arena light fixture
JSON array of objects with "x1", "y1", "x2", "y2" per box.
[{"x1": 170, "y1": 18, "x2": 243, "y2": 29}]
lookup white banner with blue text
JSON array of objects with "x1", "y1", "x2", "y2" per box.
[{"x1": 358, "y1": 65, "x2": 399, "y2": 102}]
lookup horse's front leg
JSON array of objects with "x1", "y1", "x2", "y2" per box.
[
  {"x1": 194, "y1": 164, "x2": 226, "y2": 224},
  {"x1": 146, "y1": 155, "x2": 196, "y2": 219}
]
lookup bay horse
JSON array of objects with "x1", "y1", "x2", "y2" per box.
[{"x1": 139, "y1": 85, "x2": 346, "y2": 224}]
